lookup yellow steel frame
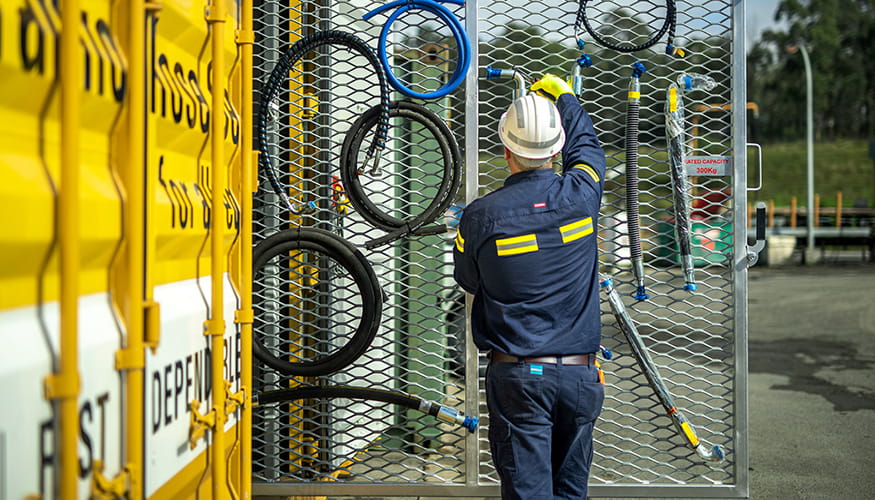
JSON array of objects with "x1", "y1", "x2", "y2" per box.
[
  {"x1": 8, "y1": 0, "x2": 253, "y2": 497},
  {"x1": 236, "y1": 0, "x2": 255, "y2": 498},
  {"x1": 42, "y1": 1, "x2": 82, "y2": 499}
]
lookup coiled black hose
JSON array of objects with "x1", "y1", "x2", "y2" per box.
[
  {"x1": 625, "y1": 63, "x2": 648, "y2": 300},
  {"x1": 256, "y1": 30, "x2": 390, "y2": 216},
  {"x1": 255, "y1": 385, "x2": 478, "y2": 433},
  {"x1": 252, "y1": 228, "x2": 383, "y2": 376},
  {"x1": 341, "y1": 100, "x2": 462, "y2": 249},
  {"x1": 575, "y1": 0, "x2": 680, "y2": 55}
]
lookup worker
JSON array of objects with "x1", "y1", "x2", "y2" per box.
[{"x1": 453, "y1": 74, "x2": 606, "y2": 499}]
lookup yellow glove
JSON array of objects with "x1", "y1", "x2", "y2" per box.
[{"x1": 530, "y1": 73, "x2": 574, "y2": 102}]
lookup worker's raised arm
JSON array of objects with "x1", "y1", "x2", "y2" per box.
[{"x1": 531, "y1": 74, "x2": 606, "y2": 185}]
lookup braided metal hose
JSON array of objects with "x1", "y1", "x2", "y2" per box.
[
  {"x1": 625, "y1": 62, "x2": 648, "y2": 300},
  {"x1": 599, "y1": 276, "x2": 725, "y2": 463}
]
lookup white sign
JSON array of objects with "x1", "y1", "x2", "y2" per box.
[
  {"x1": 144, "y1": 275, "x2": 241, "y2": 497},
  {"x1": 684, "y1": 156, "x2": 733, "y2": 176},
  {"x1": 0, "y1": 294, "x2": 123, "y2": 500}
]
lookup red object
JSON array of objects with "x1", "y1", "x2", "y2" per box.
[{"x1": 691, "y1": 188, "x2": 730, "y2": 220}]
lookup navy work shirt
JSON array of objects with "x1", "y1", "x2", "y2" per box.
[{"x1": 452, "y1": 93, "x2": 606, "y2": 357}]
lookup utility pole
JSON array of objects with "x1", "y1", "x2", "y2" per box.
[{"x1": 787, "y1": 44, "x2": 816, "y2": 264}]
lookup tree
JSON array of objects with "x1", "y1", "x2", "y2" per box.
[{"x1": 748, "y1": 0, "x2": 875, "y2": 141}]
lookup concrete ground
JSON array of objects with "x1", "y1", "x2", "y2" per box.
[{"x1": 321, "y1": 262, "x2": 875, "y2": 500}]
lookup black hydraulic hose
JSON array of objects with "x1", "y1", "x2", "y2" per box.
[
  {"x1": 574, "y1": 0, "x2": 681, "y2": 56},
  {"x1": 256, "y1": 30, "x2": 390, "y2": 215},
  {"x1": 254, "y1": 385, "x2": 479, "y2": 433},
  {"x1": 252, "y1": 228, "x2": 384, "y2": 377},
  {"x1": 625, "y1": 62, "x2": 648, "y2": 300},
  {"x1": 340, "y1": 100, "x2": 462, "y2": 249}
]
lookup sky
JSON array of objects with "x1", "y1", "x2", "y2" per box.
[{"x1": 746, "y1": 0, "x2": 787, "y2": 47}]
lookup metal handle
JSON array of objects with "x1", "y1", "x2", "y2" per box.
[
  {"x1": 744, "y1": 202, "x2": 767, "y2": 267},
  {"x1": 746, "y1": 142, "x2": 763, "y2": 191},
  {"x1": 756, "y1": 202, "x2": 766, "y2": 243}
]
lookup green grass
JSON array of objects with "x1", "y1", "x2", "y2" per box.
[{"x1": 749, "y1": 139, "x2": 873, "y2": 208}]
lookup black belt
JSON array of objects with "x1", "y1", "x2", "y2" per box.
[{"x1": 490, "y1": 351, "x2": 593, "y2": 366}]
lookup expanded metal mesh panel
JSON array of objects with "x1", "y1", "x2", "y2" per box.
[
  {"x1": 252, "y1": 0, "x2": 743, "y2": 497},
  {"x1": 251, "y1": 0, "x2": 472, "y2": 490},
  {"x1": 478, "y1": 0, "x2": 738, "y2": 493}
]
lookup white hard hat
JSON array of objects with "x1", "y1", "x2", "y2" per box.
[{"x1": 498, "y1": 93, "x2": 566, "y2": 159}]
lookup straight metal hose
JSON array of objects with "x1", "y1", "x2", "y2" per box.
[{"x1": 625, "y1": 63, "x2": 648, "y2": 300}]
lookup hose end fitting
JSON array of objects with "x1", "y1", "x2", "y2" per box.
[
  {"x1": 576, "y1": 53, "x2": 593, "y2": 68},
  {"x1": 632, "y1": 62, "x2": 647, "y2": 78},
  {"x1": 485, "y1": 66, "x2": 502, "y2": 80},
  {"x1": 462, "y1": 415, "x2": 479, "y2": 433},
  {"x1": 683, "y1": 283, "x2": 698, "y2": 292},
  {"x1": 599, "y1": 345, "x2": 613, "y2": 360},
  {"x1": 633, "y1": 286, "x2": 650, "y2": 301},
  {"x1": 365, "y1": 149, "x2": 384, "y2": 176},
  {"x1": 435, "y1": 405, "x2": 479, "y2": 433},
  {"x1": 666, "y1": 44, "x2": 686, "y2": 58}
]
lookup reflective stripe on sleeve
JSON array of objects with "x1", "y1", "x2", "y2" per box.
[
  {"x1": 455, "y1": 232, "x2": 465, "y2": 253},
  {"x1": 495, "y1": 234, "x2": 539, "y2": 256},
  {"x1": 573, "y1": 163, "x2": 600, "y2": 182},
  {"x1": 559, "y1": 217, "x2": 594, "y2": 244}
]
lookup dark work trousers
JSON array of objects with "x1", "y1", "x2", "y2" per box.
[{"x1": 486, "y1": 359, "x2": 605, "y2": 500}]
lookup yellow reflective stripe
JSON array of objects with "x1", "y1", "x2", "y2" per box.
[
  {"x1": 628, "y1": 90, "x2": 640, "y2": 99},
  {"x1": 559, "y1": 217, "x2": 593, "y2": 243},
  {"x1": 669, "y1": 87, "x2": 678, "y2": 112},
  {"x1": 495, "y1": 234, "x2": 539, "y2": 256},
  {"x1": 454, "y1": 232, "x2": 465, "y2": 253},
  {"x1": 573, "y1": 164, "x2": 600, "y2": 182}
]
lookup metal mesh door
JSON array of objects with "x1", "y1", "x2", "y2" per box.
[{"x1": 251, "y1": 1, "x2": 748, "y2": 497}]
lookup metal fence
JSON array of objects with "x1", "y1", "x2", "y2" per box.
[{"x1": 251, "y1": 1, "x2": 749, "y2": 497}]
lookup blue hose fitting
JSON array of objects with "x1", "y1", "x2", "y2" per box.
[
  {"x1": 633, "y1": 286, "x2": 650, "y2": 301},
  {"x1": 485, "y1": 66, "x2": 503, "y2": 80},
  {"x1": 462, "y1": 415, "x2": 479, "y2": 432},
  {"x1": 435, "y1": 404, "x2": 479, "y2": 433},
  {"x1": 683, "y1": 283, "x2": 698, "y2": 291},
  {"x1": 599, "y1": 345, "x2": 613, "y2": 360},
  {"x1": 632, "y1": 62, "x2": 647, "y2": 78}
]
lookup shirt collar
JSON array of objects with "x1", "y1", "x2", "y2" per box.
[{"x1": 503, "y1": 168, "x2": 555, "y2": 187}]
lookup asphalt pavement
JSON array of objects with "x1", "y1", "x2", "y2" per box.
[{"x1": 321, "y1": 262, "x2": 875, "y2": 500}]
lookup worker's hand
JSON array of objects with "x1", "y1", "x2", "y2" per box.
[{"x1": 530, "y1": 74, "x2": 574, "y2": 102}]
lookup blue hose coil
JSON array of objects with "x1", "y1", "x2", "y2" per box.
[{"x1": 364, "y1": 0, "x2": 471, "y2": 100}]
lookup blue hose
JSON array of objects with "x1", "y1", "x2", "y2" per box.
[{"x1": 364, "y1": 0, "x2": 471, "y2": 100}]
